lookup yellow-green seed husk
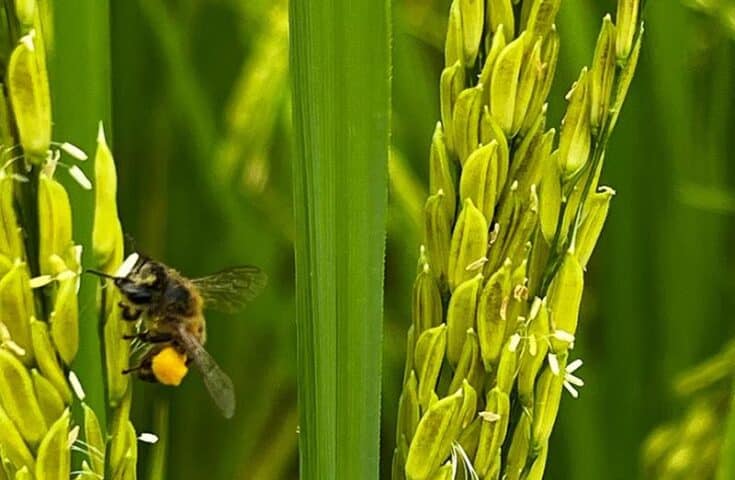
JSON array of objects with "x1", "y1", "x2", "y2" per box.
[
  {"x1": 92, "y1": 124, "x2": 124, "y2": 274},
  {"x1": 405, "y1": 388, "x2": 464, "y2": 480},
  {"x1": 504, "y1": 412, "x2": 531, "y2": 480},
  {"x1": 428, "y1": 464, "x2": 453, "y2": 480},
  {"x1": 424, "y1": 191, "x2": 452, "y2": 285},
  {"x1": 476, "y1": 261, "x2": 511, "y2": 369},
  {"x1": 575, "y1": 187, "x2": 614, "y2": 268},
  {"x1": 475, "y1": 388, "x2": 510, "y2": 476},
  {"x1": 0, "y1": 258, "x2": 35, "y2": 364},
  {"x1": 402, "y1": 325, "x2": 416, "y2": 384},
  {"x1": 448, "y1": 199, "x2": 488, "y2": 291},
  {"x1": 14, "y1": 0, "x2": 36, "y2": 26},
  {"x1": 590, "y1": 16, "x2": 617, "y2": 131},
  {"x1": 538, "y1": 153, "x2": 562, "y2": 242},
  {"x1": 444, "y1": 2, "x2": 463, "y2": 68},
  {"x1": 460, "y1": 0, "x2": 484, "y2": 66},
  {"x1": 478, "y1": 108, "x2": 509, "y2": 190},
  {"x1": 518, "y1": 300, "x2": 551, "y2": 408},
  {"x1": 0, "y1": 349, "x2": 47, "y2": 446},
  {"x1": 531, "y1": 355, "x2": 567, "y2": 448},
  {"x1": 448, "y1": 329, "x2": 484, "y2": 394},
  {"x1": 14, "y1": 466, "x2": 31, "y2": 480},
  {"x1": 495, "y1": 337, "x2": 520, "y2": 394},
  {"x1": 429, "y1": 123, "x2": 456, "y2": 222},
  {"x1": 412, "y1": 263, "x2": 443, "y2": 335},
  {"x1": 37, "y1": 175, "x2": 73, "y2": 276},
  {"x1": 104, "y1": 295, "x2": 131, "y2": 406},
  {"x1": 7, "y1": 35, "x2": 51, "y2": 160},
  {"x1": 397, "y1": 371, "x2": 420, "y2": 444},
  {"x1": 487, "y1": 0, "x2": 514, "y2": 41},
  {"x1": 489, "y1": 32, "x2": 526, "y2": 136},
  {"x1": 440, "y1": 62, "x2": 465, "y2": 154},
  {"x1": 512, "y1": 39, "x2": 542, "y2": 135},
  {"x1": 30, "y1": 319, "x2": 71, "y2": 404},
  {"x1": 109, "y1": 391, "x2": 134, "y2": 476},
  {"x1": 453, "y1": 85, "x2": 484, "y2": 164},
  {"x1": 49, "y1": 276, "x2": 78, "y2": 365},
  {"x1": 111, "y1": 421, "x2": 138, "y2": 480},
  {"x1": 479, "y1": 26, "x2": 507, "y2": 94},
  {"x1": 458, "y1": 416, "x2": 481, "y2": 459},
  {"x1": 459, "y1": 141, "x2": 500, "y2": 224},
  {"x1": 616, "y1": 0, "x2": 640, "y2": 61},
  {"x1": 0, "y1": 404, "x2": 34, "y2": 473},
  {"x1": 525, "y1": 0, "x2": 561, "y2": 38},
  {"x1": 0, "y1": 178, "x2": 23, "y2": 259},
  {"x1": 31, "y1": 370, "x2": 64, "y2": 427},
  {"x1": 34, "y1": 410, "x2": 70, "y2": 480},
  {"x1": 415, "y1": 324, "x2": 447, "y2": 411},
  {"x1": 446, "y1": 274, "x2": 482, "y2": 366},
  {"x1": 547, "y1": 252, "x2": 583, "y2": 351},
  {"x1": 558, "y1": 69, "x2": 591, "y2": 179},
  {"x1": 525, "y1": 441, "x2": 549, "y2": 480},
  {"x1": 83, "y1": 403, "x2": 106, "y2": 475}
]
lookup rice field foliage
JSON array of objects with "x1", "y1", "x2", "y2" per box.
[{"x1": 2, "y1": 0, "x2": 723, "y2": 478}]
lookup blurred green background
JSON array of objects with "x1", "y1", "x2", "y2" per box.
[{"x1": 104, "y1": 0, "x2": 735, "y2": 478}]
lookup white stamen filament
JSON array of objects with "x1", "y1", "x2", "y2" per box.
[
  {"x1": 567, "y1": 358, "x2": 583, "y2": 373},
  {"x1": 565, "y1": 372, "x2": 585, "y2": 387},
  {"x1": 563, "y1": 380, "x2": 579, "y2": 398},
  {"x1": 508, "y1": 334, "x2": 521, "y2": 352},
  {"x1": 552, "y1": 329, "x2": 576, "y2": 343},
  {"x1": 68, "y1": 165, "x2": 92, "y2": 190},
  {"x1": 29, "y1": 275, "x2": 53, "y2": 288},
  {"x1": 116, "y1": 253, "x2": 140, "y2": 278},
  {"x1": 68, "y1": 425, "x2": 80, "y2": 448},
  {"x1": 548, "y1": 353, "x2": 560, "y2": 375},
  {"x1": 68, "y1": 371, "x2": 86, "y2": 401},
  {"x1": 60, "y1": 142, "x2": 88, "y2": 161},
  {"x1": 479, "y1": 411, "x2": 501, "y2": 422},
  {"x1": 20, "y1": 32, "x2": 35, "y2": 51},
  {"x1": 138, "y1": 432, "x2": 159, "y2": 444}
]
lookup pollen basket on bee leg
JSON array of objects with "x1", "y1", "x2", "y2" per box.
[{"x1": 151, "y1": 346, "x2": 189, "y2": 386}]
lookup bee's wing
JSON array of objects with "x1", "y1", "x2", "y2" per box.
[
  {"x1": 191, "y1": 266, "x2": 267, "y2": 313},
  {"x1": 176, "y1": 326, "x2": 236, "y2": 418}
]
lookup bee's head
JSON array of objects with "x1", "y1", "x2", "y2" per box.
[{"x1": 87, "y1": 252, "x2": 166, "y2": 306}]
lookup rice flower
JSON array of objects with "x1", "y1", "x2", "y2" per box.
[
  {"x1": 394, "y1": 0, "x2": 643, "y2": 478},
  {"x1": 0, "y1": 2, "x2": 137, "y2": 479}
]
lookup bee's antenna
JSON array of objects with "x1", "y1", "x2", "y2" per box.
[{"x1": 85, "y1": 269, "x2": 118, "y2": 280}]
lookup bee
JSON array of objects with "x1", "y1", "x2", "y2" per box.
[{"x1": 89, "y1": 252, "x2": 267, "y2": 418}]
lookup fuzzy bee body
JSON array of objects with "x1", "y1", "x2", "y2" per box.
[{"x1": 90, "y1": 252, "x2": 267, "y2": 418}]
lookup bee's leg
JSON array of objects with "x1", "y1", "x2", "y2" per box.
[
  {"x1": 122, "y1": 331, "x2": 173, "y2": 344},
  {"x1": 122, "y1": 364, "x2": 142, "y2": 375},
  {"x1": 118, "y1": 302, "x2": 143, "y2": 321},
  {"x1": 144, "y1": 333, "x2": 173, "y2": 343}
]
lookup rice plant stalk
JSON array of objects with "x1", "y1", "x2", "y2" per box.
[
  {"x1": 393, "y1": 0, "x2": 643, "y2": 478},
  {"x1": 0, "y1": 1, "x2": 139, "y2": 478},
  {"x1": 289, "y1": 0, "x2": 390, "y2": 478}
]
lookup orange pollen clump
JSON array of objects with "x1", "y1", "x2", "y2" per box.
[{"x1": 151, "y1": 347, "x2": 189, "y2": 386}]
